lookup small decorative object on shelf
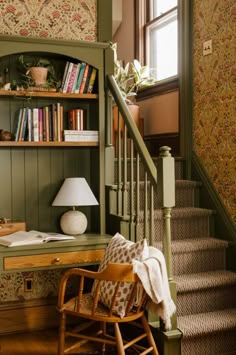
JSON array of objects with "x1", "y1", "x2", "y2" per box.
[
  {"x1": 0, "y1": 217, "x2": 10, "y2": 224},
  {"x1": 0, "y1": 129, "x2": 13, "y2": 141},
  {"x1": 52, "y1": 177, "x2": 99, "y2": 235}
]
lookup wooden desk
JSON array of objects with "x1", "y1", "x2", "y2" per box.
[
  {"x1": 0, "y1": 234, "x2": 111, "y2": 272},
  {"x1": 0, "y1": 234, "x2": 111, "y2": 334}
]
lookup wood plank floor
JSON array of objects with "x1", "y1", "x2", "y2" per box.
[{"x1": 0, "y1": 328, "x2": 97, "y2": 355}]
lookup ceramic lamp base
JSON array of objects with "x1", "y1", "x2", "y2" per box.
[{"x1": 60, "y1": 210, "x2": 87, "y2": 235}]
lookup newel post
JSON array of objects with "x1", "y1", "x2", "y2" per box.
[
  {"x1": 154, "y1": 148, "x2": 181, "y2": 355},
  {"x1": 156, "y1": 146, "x2": 175, "y2": 281}
]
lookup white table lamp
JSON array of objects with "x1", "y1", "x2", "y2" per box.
[{"x1": 52, "y1": 178, "x2": 99, "y2": 235}]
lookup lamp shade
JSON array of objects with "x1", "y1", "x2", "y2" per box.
[
  {"x1": 52, "y1": 178, "x2": 98, "y2": 235},
  {"x1": 52, "y1": 178, "x2": 98, "y2": 207}
]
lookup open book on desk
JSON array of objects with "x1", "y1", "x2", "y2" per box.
[{"x1": 0, "y1": 230, "x2": 75, "y2": 247}]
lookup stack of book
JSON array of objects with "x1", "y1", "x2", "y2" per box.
[
  {"x1": 60, "y1": 61, "x2": 98, "y2": 94},
  {"x1": 64, "y1": 130, "x2": 98, "y2": 142}
]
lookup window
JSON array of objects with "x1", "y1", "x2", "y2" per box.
[{"x1": 136, "y1": 0, "x2": 178, "y2": 91}]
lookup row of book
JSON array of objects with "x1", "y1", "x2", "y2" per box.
[
  {"x1": 60, "y1": 61, "x2": 98, "y2": 94},
  {"x1": 14, "y1": 105, "x2": 88, "y2": 142}
]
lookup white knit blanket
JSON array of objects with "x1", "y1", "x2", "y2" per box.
[{"x1": 132, "y1": 246, "x2": 176, "y2": 331}]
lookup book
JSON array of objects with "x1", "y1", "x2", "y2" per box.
[
  {"x1": 87, "y1": 67, "x2": 97, "y2": 93},
  {"x1": 71, "y1": 63, "x2": 81, "y2": 93},
  {"x1": 79, "y1": 64, "x2": 90, "y2": 93},
  {"x1": 38, "y1": 107, "x2": 43, "y2": 142},
  {"x1": 74, "y1": 62, "x2": 86, "y2": 93},
  {"x1": 66, "y1": 63, "x2": 79, "y2": 93},
  {"x1": 14, "y1": 108, "x2": 23, "y2": 141},
  {"x1": 64, "y1": 130, "x2": 98, "y2": 135},
  {"x1": 83, "y1": 65, "x2": 93, "y2": 93},
  {"x1": 64, "y1": 130, "x2": 98, "y2": 142},
  {"x1": 64, "y1": 135, "x2": 98, "y2": 142},
  {"x1": 74, "y1": 108, "x2": 83, "y2": 130},
  {"x1": 27, "y1": 107, "x2": 32, "y2": 141},
  {"x1": 68, "y1": 109, "x2": 76, "y2": 130},
  {"x1": 43, "y1": 106, "x2": 49, "y2": 141},
  {"x1": 21, "y1": 107, "x2": 29, "y2": 141},
  {"x1": 32, "y1": 108, "x2": 39, "y2": 142},
  {"x1": 17, "y1": 107, "x2": 26, "y2": 141},
  {"x1": 60, "y1": 61, "x2": 70, "y2": 92},
  {"x1": 0, "y1": 230, "x2": 75, "y2": 247},
  {"x1": 62, "y1": 62, "x2": 74, "y2": 93}
]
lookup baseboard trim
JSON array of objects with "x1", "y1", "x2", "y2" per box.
[{"x1": 0, "y1": 298, "x2": 59, "y2": 334}]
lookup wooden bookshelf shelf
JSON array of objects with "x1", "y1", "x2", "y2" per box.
[
  {"x1": 0, "y1": 90, "x2": 98, "y2": 99},
  {"x1": 0, "y1": 141, "x2": 98, "y2": 147}
]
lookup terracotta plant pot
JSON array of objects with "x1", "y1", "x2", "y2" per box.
[
  {"x1": 113, "y1": 104, "x2": 140, "y2": 133},
  {"x1": 29, "y1": 67, "x2": 48, "y2": 86},
  {"x1": 113, "y1": 104, "x2": 141, "y2": 155}
]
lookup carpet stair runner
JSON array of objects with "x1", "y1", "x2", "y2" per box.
[
  {"x1": 113, "y1": 158, "x2": 236, "y2": 354},
  {"x1": 159, "y1": 174, "x2": 236, "y2": 354}
]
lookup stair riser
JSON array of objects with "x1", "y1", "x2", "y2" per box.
[
  {"x1": 139, "y1": 215, "x2": 211, "y2": 241},
  {"x1": 181, "y1": 330, "x2": 236, "y2": 355},
  {"x1": 177, "y1": 286, "x2": 236, "y2": 316},
  {"x1": 123, "y1": 184, "x2": 198, "y2": 209},
  {"x1": 172, "y1": 248, "x2": 226, "y2": 275}
]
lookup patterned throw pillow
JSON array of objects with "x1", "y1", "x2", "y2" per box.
[{"x1": 93, "y1": 233, "x2": 148, "y2": 317}]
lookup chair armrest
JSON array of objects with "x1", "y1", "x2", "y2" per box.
[{"x1": 57, "y1": 267, "x2": 98, "y2": 308}]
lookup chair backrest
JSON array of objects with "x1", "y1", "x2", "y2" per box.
[
  {"x1": 92, "y1": 263, "x2": 147, "y2": 317},
  {"x1": 58, "y1": 263, "x2": 148, "y2": 319}
]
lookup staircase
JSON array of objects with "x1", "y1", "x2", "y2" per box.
[
  {"x1": 106, "y1": 74, "x2": 236, "y2": 354},
  {"x1": 109, "y1": 157, "x2": 236, "y2": 355}
]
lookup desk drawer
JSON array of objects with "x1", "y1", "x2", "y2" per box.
[{"x1": 4, "y1": 249, "x2": 105, "y2": 271}]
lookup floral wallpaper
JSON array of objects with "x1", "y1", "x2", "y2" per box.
[
  {"x1": 0, "y1": 0, "x2": 97, "y2": 41},
  {"x1": 192, "y1": 0, "x2": 236, "y2": 222},
  {"x1": 0, "y1": 270, "x2": 63, "y2": 302}
]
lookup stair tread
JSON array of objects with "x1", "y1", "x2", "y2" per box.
[
  {"x1": 178, "y1": 308, "x2": 236, "y2": 337},
  {"x1": 175, "y1": 270, "x2": 236, "y2": 292}
]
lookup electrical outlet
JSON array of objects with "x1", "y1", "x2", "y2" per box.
[
  {"x1": 24, "y1": 277, "x2": 33, "y2": 292},
  {"x1": 203, "y1": 40, "x2": 212, "y2": 56}
]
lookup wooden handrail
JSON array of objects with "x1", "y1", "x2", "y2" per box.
[{"x1": 107, "y1": 74, "x2": 157, "y2": 186}]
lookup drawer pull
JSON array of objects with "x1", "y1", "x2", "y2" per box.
[{"x1": 54, "y1": 257, "x2": 61, "y2": 263}]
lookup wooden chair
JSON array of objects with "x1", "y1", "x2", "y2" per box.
[{"x1": 57, "y1": 263, "x2": 159, "y2": 354}]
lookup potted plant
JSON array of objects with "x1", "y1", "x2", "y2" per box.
[
  {"x1": 111, "y1": 43, "x2": 157, "y2": 143},
  {"x1": 18, "y1": 55, "x2": 58, "y2": 90}
]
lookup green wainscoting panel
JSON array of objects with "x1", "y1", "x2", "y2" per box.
[
  {"x1": 37, "y1": 148, "x2": 52, "y2": 232},
  {"x1": 0, "y1": 149, "x2": 11, "y2": 218},
  {"x1": 24, "y1": 149, "x2": 39, "y2": 230}
]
